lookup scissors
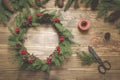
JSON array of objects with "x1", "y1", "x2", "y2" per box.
[{"x1": 88, "y1": 46, "x2": 111, "y2": 74}]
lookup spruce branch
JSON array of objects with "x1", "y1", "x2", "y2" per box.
[
  {"x1": 64, "y1": 0, "x2": 74, "y2": 11},
  {"x1": 77, "y1": 51, "x2": 97, "y2": 65}
]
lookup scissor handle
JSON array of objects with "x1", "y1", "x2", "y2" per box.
[
  {"x1": 103, "y1": 60, "x2": 111, "y2": 70},
  {"x1": 98, "y1": 61, "x2": 111, "y2": 74},
  {"x1": 98, "y1": 65, "x2": 106, "y2": 74}
]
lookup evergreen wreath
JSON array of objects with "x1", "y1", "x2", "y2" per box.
[{"x1": 8, "y1": 9, "x2": 73, "y2": 71}]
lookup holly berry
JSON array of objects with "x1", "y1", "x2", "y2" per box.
[
  {"x1": 20, "y1": 50, "x2": 27, "y2": 55},
  {"x1": 28, "y1": 59, "x2": 34, "y2": 64},
  {"x1": 36, "y1": 13, "x2": 42, "y2": 17},
  {"x1": 15, "y1": 28, "x2": 20, "y2": 34},
  {"x1": 28, "y1": 16, "x2": 32, "y2": 22},
  {"x1": 59, "y1": 37, "x2": 65, "y2": 42},
  {"x1": 53, "y1": 18, "x2": 60, "y2": 22},
  {"x1": 46, "y1": 57, "x2": 52, "y2": 64},
  {"x1": 57, "y1": 46, "x2": 60, "y2": 54}
]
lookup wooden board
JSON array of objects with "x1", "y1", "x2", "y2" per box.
[{"x1": 0, "y1": 0, "x2": 120, "y2": 80}]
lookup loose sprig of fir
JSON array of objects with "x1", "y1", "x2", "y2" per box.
[
  {"x1": 77, "y1": 51, "x2": 97, "y2": 65},
  {"x1": 8, "y1": 9, "x2": 73, "y2": 72},
  {"x1": 64, "y1": 0, "x2": 74, "y2": 11}
]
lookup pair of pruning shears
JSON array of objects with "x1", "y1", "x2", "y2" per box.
[{"x1": 88, "y1": 46, "x2": 111, "y2": 74}]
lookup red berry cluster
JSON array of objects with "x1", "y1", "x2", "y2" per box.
[
  {"x1": 57, "y1": 46, "x2": 60, "y2": 54},
  {"x1": 28, "y1": 16, "x2": 32, "y2": 22},
  {"x1": 46, "y1": 57, "x2": 52, "y2": 64},
  {"x1": 59, "y1": 36, "x2": 65, "y2": 42},
  {"x1": 20, "y1": 50, "x2": 34, "y2": 64},
  {"x1": 28, "y1": 59, "x2": 34, "y2": 64},
  {"x1": 20, "y1": 50, "x2": 27, "y2": 55},
  {"x1": 36, "y1": 13, "x2": 42, "y2": 17},
  {"x1": 15, "y1": 28, "x2": 20, "y2": 34},
  {"x1": 53, "y1": 18, "x2": 60, "y2": 23}
]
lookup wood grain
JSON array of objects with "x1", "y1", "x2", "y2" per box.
[{"x1": 0, "y1": 0, "x2": 120, "y2": 80}]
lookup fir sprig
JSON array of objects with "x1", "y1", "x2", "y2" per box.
[
  {"x1": 64, "y1": 0, "x2": 74, "y2": 11},
  {"x1": 77, "y1": 51, "x2": 97, "y2": 65}
]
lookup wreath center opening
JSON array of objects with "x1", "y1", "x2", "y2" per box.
[{"x1": 24, "y1": 25, "x2": 59, "y2": 60}]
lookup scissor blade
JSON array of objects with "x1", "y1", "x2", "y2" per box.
[{"x1": 88, "y1": 46, "x2": 102, "y2": 62}]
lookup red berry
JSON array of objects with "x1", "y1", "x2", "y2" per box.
[
  {"x1": 28, "y1": 60, "x2": 33, "y2": 64},
  {"x1": 57, "y1": 46, "x2": 60, "y2": 54},
  {"x1": 53, "y1": 18, "x2": 59, "y2": 22},
  {"x1": 20, "y1": 50, "x2": 27, "y2": 55},
  {"x1": 15, "y1": 28, "x2": 20, "y2": 33},
  {"x1": 59, "y1": 37, "x2": 65, "y2": 42},
  {"x1": 36, "y1": 13, "x2": 42, "y2": 17},
  {"x1": 46, "y1": 57, "x2": 52, "y2": 64},
  {"x1": 28, "y1": 16, "x2": 32, "y2": 22},
  {"x1": 57, "y1": 46, "x2": 60, "y2": 51}
]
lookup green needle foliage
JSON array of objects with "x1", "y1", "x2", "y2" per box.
[
  {"x1": 64, "y1": 0, "x2": 74, "y2": 11},
  {"x1": 0, "y1": 0, "x2": 50, "y2": 25},
  {"x1": 74, "y1": 0, "x2": 79, "y2": 9},
  {"x1": 77, "y1": 51, "x2": 97, "y2": 65}
]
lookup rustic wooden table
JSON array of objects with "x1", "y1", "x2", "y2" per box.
[{"x1": 0, "y1": 1, "x2": 120, "y2": 80}]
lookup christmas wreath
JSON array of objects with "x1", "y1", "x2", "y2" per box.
[{"x1": 8, "y1": 9, "x2": 73, "y2": 71}]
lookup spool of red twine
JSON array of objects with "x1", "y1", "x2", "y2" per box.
[{"x1": 78, "y1": 19, "x2": 90, "y2": 31}]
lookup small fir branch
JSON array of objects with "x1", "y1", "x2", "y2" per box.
[
  {"x1": 8, "y1": 35, "x2": 17, "y2": 42},
  {"x1": 97, "y1": 2, "x2": 109, "y2": 18},
  {"x1": 91, "y1": 0, "x2": 99, "y2": 10},
  {"x1": 54, "y1": 23, "x2": 73, "y2": 42},
  {"x1": 52, "y1": 56, "x2": 61, "y2": 66},
  {"x1": 8, "y1": 27, "x2": 16, "y2": 36},
  {"x1": 77, "y1": 51, "x2": 97, "y2": 65},
  {"x1": 17, "y1": 28, "x2": 26, "y2": 40},
  {"x1": 74, "y1": 0, "x2": 79, "y2": 9},
  {"x1": 58, "y1": 55, "x2": 65, "y2": 62},
  {"x1": 32, "y1": 59, "x2": 42, "y2": 69},
  {"x1": 107, "y1": 10, "x2": 120, "y2": 22},
  {"x1": 64, "y1": 0, "x2": 74, "y2": 11},
  {"x1": 41, "y1": 61, "x2": 50, "y2": 71},
  {"x1": 60, "y1": 40, "x2": 72, "y2": 54},
  {"x1": 19, "y1": 61, "x2": 29, "y2": 70}
]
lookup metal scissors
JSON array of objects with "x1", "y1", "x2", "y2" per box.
[{"x1": 88, "y1": 46, "x2": 111, "y2": 74}]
